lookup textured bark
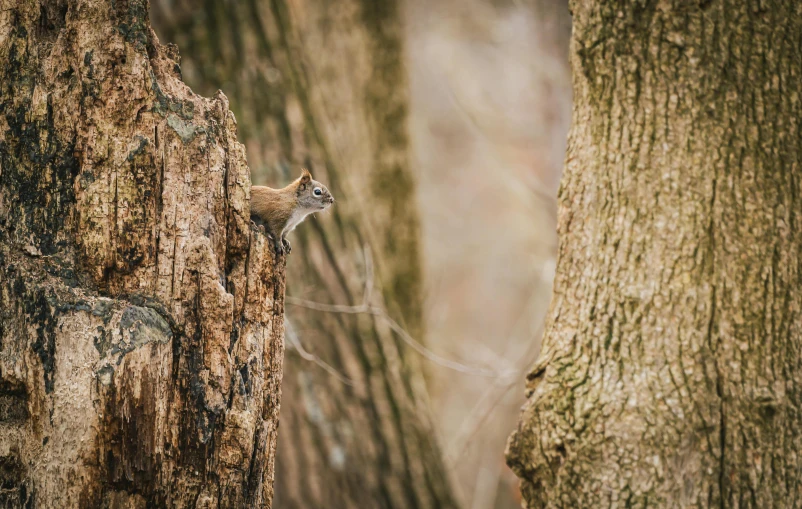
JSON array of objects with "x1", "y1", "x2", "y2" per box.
[
  {"x1": 506, "y1": 1, "x2": 802, "y2": 508},
  {"x1": 152, "y1": 1, "x2": 458, "y2": 508},
  {"x1": 0, "y1": 1, "x2": 284, "y2": 507}
]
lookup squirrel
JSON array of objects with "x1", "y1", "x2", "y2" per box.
[{"x1": 250, "y1": 168, "x2": 335, "y2": 255}]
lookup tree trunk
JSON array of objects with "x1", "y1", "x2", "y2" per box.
[
  {"x1": 506, "y1": 1, "x2": 802, "y2": 507},
  {"x1": 151, "y1": 1, "x2": 458, "y2": 508},
  {"x1": 0, "y1": 1, "x2": 284, "y2": 507}
]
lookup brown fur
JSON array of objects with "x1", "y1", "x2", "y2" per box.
[
  {"x1": 251, "y1": 184, "x2": 298, "y2": 238},
  {"x1": 250, "y1": 169, "x2": 334, "y2": 255}
]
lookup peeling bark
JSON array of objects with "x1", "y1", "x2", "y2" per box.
[
  {"x1": 506, "y1": 1, "x2": 802, "y2": 507},
  {"x1": 0, "y1": 1, "x2": 284, "y2": 507},
  {"x1": 152, "y1": 1, "x2": 458, "y2": 508}
]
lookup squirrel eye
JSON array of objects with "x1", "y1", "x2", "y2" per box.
[{"x1": 313, "y1": 187, "x2": 322, "y2": 197}]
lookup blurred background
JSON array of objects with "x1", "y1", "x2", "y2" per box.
[
  {"x1": 152, "y1": 0, "x2": 571, "y2": 507},
  {"x1": 406, "y1": 0, "x2": 569, "y2": 506}
]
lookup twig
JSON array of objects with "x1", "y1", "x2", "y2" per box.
[
  {"x1": 445, "y1": 312, "x2": 549, "y2": 464},
  {"x1": 286, "y1": 298, "x2": 513, "y2": 378},
  {"x1": 285, "y1": 318, "x2": 357, "y2": 387},
  {"x1": 444, "y1": 377, "x2": 517, "y2": 465},
  {"x1": 286, "y1": 245, "x2": 516, "y2": 379}
]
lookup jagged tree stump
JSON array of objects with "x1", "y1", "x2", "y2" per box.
[
  {"x1": 151, "y1": 1, "x2": 460, "y2": 508},
  {"x1": 0, "y1": 1, "x2": 284, "y2": 507}
]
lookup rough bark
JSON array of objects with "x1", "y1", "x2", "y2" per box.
[
  {"x1": 0, "y1": 1, "x2": 284, "y2": 507},
  {"x1": 506, "y1": 1, "x2": 802, "y2": 507},
  {"x1": 151, "y1": 1, "x2": 458, "y2": 508}
]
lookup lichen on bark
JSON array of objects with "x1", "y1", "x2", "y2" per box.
[{"x1": 0, "y1": 1, "x2": 285, "y2": 507}]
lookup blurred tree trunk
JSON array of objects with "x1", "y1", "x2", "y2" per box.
[
  {"x1": 507, "y1": 1, "x2": 802, "y2": 507},
  {"x1": 0, "y1": 1, "x2": 283, "y2": 507},
  {"x1": 152, "y1": 1, "x2": 458, "y2": 508}
]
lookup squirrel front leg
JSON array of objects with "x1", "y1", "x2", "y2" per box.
[
  {"x1": 264, "y1": 226, "x2": 285, "y2": 256},
  {"x1": 252, "y1": 218, "x2": 285, "y2": 256},
  {"x1": 281, "y1": 235, "x2": 292, "y2": 254}
]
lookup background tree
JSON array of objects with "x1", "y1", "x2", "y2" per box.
[
  {"x1": 507, "y1": 1, "x2": 802, "y2": 507},
  {"x1": 0, "y1": 1, "x2": 283, "y2": 506},
  {"x1": 152, "y1": 1, "x2": 458, "y2": 508}
]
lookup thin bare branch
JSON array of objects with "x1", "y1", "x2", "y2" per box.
[
  {"x1": 285, "y1": 318, "x2": 357, "y2": 387},
  {"x1": 445, "y1": 313, "x2": 549, "y2": 464},
  {"x1": 286, "y1": 244, "x2": 518, "y2": 379}
]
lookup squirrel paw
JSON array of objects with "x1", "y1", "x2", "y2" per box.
[{"x1": 282, "y1": 238, "x2": 292, "y2": 254}]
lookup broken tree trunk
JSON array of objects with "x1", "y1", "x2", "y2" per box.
[
  {"x1": 151, "y1": 0, "x2": 459, "y2": 507},
  {"x1": 0, "y1": 1, "x2": 284, "y2": 507}
]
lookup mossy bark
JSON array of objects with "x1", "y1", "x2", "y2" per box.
[
  {"x1": 0, "y1": 1, "x2": 284, "y2": 507},
  {"x1": 506, "y1": 1, "x2": 802, "y2": 507},
  {"x1": 152, "y1": 0, "x2": 457, "y2": 508}
]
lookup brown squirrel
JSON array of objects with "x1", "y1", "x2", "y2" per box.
[{"x1": 251, "y1": 168, "x2": 335, "y2": 255}]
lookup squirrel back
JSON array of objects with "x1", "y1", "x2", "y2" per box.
[{"x1": 251, "y1": 168, "x2": 334, "y2": 241}]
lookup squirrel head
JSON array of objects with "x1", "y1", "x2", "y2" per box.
[{"x1": 295, "y1": 168, "x2": 335, "y2": 211}]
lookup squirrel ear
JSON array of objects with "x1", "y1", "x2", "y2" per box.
[{"x1": 300, "y1": 168, "x2": 312, "y2": 183}]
